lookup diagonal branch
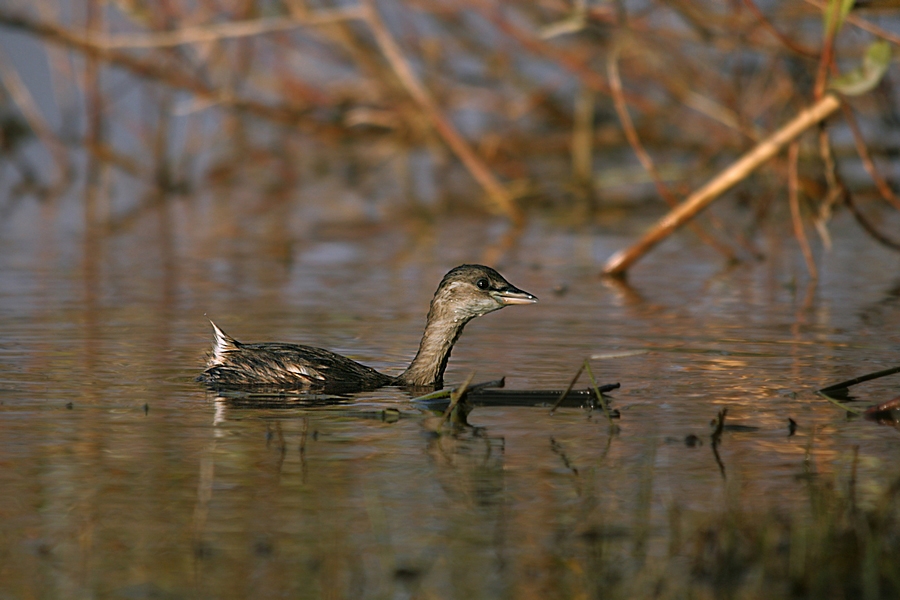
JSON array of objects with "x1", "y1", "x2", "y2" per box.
[
  {"x1": 603, "y1": 93, "x2": 842, "y2": 277},
  {"x1": 606, "y1": 43, "x2": 737, "y2": 262},
  {"x1": 0, "y1": 11, "x2": 316, "y2": 124},
  {"x1": 360, "y1": 0, "x2": 521, "y2": 222},
  {"x1": 85, "y1": 9, "x2": 366, "y2": 49}
]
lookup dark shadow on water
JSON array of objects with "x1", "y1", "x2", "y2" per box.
[{"x1": 207, "y1": 384, "x2": 619, "y2": 413}]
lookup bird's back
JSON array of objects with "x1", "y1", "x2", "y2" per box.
[{"x1": 199, "y1": 323, "x2": 393, "y2": 390}]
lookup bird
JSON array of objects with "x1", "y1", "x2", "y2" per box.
[{"x1": 199, "y1": 264, "x2": 537, "y2": 390}]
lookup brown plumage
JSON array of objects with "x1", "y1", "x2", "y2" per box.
[{"x1": 199, "y1": 264, "x2": 537, "y2": 391}]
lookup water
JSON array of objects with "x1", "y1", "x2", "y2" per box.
[{"x1": 2, "y1": 201, "x2": 900, "y2": 598}]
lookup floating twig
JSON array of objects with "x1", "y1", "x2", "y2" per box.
[
  {"x1": 549, "y1": 362, "x2": 586, "y2": 414},
  {"x1": 818, "y1": 365, "x2": 900, "y2": 395},
  {"x1": 442, "y1": 372, "x2": 476, "y2": 425},
  {"x1": 819, "y1": 393, "x2": 865, "y2": 416},
  {"x1": 584, "y1": 360, "x2": 617, "y2": 429},
  {"x1": 413, "y1": 377, "x2": 505, "y2": 403}
]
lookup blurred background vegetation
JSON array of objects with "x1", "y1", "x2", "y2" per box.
[
  {"x1": 2, "y1": 4, "x2": 900, "y2": 598},
  {"x1": 0, "y1": 0, "x2": 898, "y2": 265}
]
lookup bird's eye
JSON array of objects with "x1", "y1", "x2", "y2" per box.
[{"x1": 476, "y1": 278, "x2": 490, "y2": 290}]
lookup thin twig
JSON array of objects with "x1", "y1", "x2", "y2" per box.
[
  {"x1": 478, "y1": 5, "x2": 655, "y2": 113},
  {"x1": 841, "y1": 102, "x2": 900, "y2": 211},
  {"x1": 86, "y1": 9, "x2": 366, "y2": 49},
  {"x1": 0, "y1": 12, "x2": 316, "y2": 124},
  {"x1": 818, "y1": 392, "x2": 866, "y2": 416},
  {"x1": 788, "y1": 140, "x2": 818, "y2": 279},
  {"x1": 844, "y1": 192, "x2": 900, "y2": 251},
  {"x1": 549, "y1": 362, "x2": 586, "y2": 414},
  {"x1": 802, "y1": 0, "x2": 900, "y2": 46},
  {"x1": 571, "y1": 86, "x2": 594, "y2": 191},
  {"x1": 606, "y1": 42, "x2": 737, "y2": 262},
  {"x1": 603, "y1": 93, "x2": 842, "y2": 276},
  {"x1": 741, "y1": 0, "x2": 818, "y2": 57},
  {"x1": 583, "y1": 360, "x2": 616, "y2": 429},
  {"x1": 361, "y1": 0, "x2": 521, "y2": 223},
  {"x1": 819, "y1": 365, "x2": 900, "y2": 393},
  {"x1": 442, "y1": 372, "x2": 475, "y2": 424},
  {"x1": 710, "y1": 408, "x2": 727, "y2": 479},
  {"x1": 0, "y1": 46, "x2": 69, "y2": 184}
]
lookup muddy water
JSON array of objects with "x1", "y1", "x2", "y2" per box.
[{"x1": 2, "y1": 203, "x2": 900, "y2": 598}]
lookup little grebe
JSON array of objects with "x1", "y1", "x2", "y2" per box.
[{"x1": 199, "y1": 264, "x2": 537, "y2": 389}]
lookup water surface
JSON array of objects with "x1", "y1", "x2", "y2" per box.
[{"x1": 2, "y1": 205, "x2": 900, "y2": 598}]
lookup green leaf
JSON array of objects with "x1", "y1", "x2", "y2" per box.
[
  {"x1": 823, "y1": 0, "x2": 855, "y2": 35},
  {"x1": 830, "y1": 40, "x2": 892, "y2": 96}
]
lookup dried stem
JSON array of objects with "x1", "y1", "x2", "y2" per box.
[
  {"x1": 741, "y1": 0, "x2": 817, "y2": 57},
  {"x1": 0, "y1": 12, "x2": 315, "y2": 124},
  {"x1": 802, "y1": 0, "x2": 900, "y2": 46},
  {"x1": 845, "y1": 192, "x2": 900, "y2": 251},
  {"x1": 0, "y1": 46, "x2": 69, "y2": 185},
  {"x1": 603, "y1": 93, "x2": 842, "y2": 277},
  {"x1": 788, "y1": 140, "x2": 818, "y2": 279},
  {"x1": 606, "y1": 42, "x2": 736, "y2": 262},
  {"x1": 361, "y1": 0, "x2": 521, "y2": 222},
  {"x1": 86, "y1": 9, "x2": 366, "y2": 49},
  {"x1": 812, "y1": 1, "x2": 839, "y2": 101},
  {"x1": 841, "y1": 102, "x2": 900, "y2": 212}
]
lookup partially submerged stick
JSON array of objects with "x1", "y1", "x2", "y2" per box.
[
  {"x1": 442, "y1": 372, "x2": 475, "y2": 424},
  {"x1": 584, "y1": 360, "x2": 617, "y2": 429},
  {"x1": 550, "y1": 359, "x2": 618, "y2": 430},
  {"x1": 549, "y1": 362, "x2": 586, "y2": 414},
  {"x1": 603, "y1": 93, "x2": 842, "y2": 277},
  {"x1": 412, "y1": 377, "x2": 505, "y2": 403},
  {"x1": 818, "y1": 365, "x2": 900, "y2": 395}
]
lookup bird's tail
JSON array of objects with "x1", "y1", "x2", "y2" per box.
[{"x1": 209, "y1": 320, "x2": 240, "y2": 363}]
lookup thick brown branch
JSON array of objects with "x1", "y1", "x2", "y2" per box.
[
  {"x1": 606, "y1": 43, "x2": 736, "y2": 262},
  {"x1": 603, "y1": 93, "x2": 842, "y2": 276}
]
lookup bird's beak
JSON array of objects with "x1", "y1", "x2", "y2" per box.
[{"x1": 496, "y1": 286, "x2": 538, "y2": 305}]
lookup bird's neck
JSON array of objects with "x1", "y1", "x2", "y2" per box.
[{"x1": 397, "y1": 309, "x2": 471, "y2": 388}]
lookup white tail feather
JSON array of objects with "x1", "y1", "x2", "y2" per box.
[{"x1": 209, "y1": 321, "x2": 239, "y2": 362}]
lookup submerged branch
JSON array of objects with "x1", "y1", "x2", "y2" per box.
[{"x1": 819, "y1": 365, "x2": 900, "y2": 394}]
